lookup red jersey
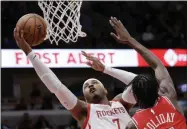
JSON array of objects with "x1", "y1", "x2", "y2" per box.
[{"x1": 132, "y1": 96, "x2": 187, "y2": 129}]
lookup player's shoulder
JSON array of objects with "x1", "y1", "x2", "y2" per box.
[
  {"x1": 110, "y1": 100, "x2": 124, "y2": 106},
  {"x1": 158, "y1": 96, "x2": 175, "y2": 107},
  {"x1": 132, "y1": 109, "x2": 146, "y2": 122},
  {"x1": 90, "y1": 101, "x2": 122, "y2": 108}
]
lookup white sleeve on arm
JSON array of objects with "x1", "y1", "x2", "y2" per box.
[
  {"x1": 104, "y1": 66, "x2": 137, "y2": 104},
  {"x1": 27, "y1": 51, "x2": 77, "y2": 110},
  {"x1": 104, "y1": 67, "x2": 137, "y2": 85},
  {"x1": 122, "y1": 85, "x2": 137, "y2": 104}
]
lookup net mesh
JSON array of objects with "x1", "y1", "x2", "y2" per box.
[{"x1": 38, "y1": 0, "x2": 86, "y2": 45}]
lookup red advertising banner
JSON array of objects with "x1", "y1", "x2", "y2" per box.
[{"x1": 138, "y1": 49, "x2": 187, "y2": 67}]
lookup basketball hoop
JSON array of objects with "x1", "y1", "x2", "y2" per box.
[{"x1": 38, "y1": 0, "x2": 86, "y2": 45}]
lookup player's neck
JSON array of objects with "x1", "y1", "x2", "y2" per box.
[
  {"x1": 140, "y1": 99, "x2": 158, "y2": 109},
  {"x1": 99, "y1": 96, "x2": 110, "y2": 105}
]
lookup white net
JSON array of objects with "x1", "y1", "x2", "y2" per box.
[{"x1": 38, "y1": 0, "x2": 86, "y2": 45}]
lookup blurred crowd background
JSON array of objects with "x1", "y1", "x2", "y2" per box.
[
  {"x1": 2, "y1": 1, "x2": 187, "y2": 49},
  {"x1": 1, "y1": 1, "x2": 187, "y2": 129}
]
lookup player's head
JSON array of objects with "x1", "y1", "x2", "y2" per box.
[
  {"x1": 82, "y1": 78, "x2": 107, "y2": 103},
  {"x1": 131, "y1": 74, "x2": 159, "y2": 109}
]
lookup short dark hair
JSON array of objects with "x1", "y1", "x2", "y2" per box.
[{"x1": 131, "y1": 74, "x2": 159, "y2": 109}]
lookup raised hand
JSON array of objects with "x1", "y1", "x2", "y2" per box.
[
  {"x1": 81, "y1": 51, "x2": 105, "y2": 72},
  {"x1": 14, "y1": 27, "x2": 32, "y2": 55},
  {"x1": 109, "y1": 17, "x2": 132, "y2": 44}
]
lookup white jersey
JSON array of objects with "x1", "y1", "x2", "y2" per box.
[{"x1": 83, "y1": 101, "x2": 131, "y2": 129}]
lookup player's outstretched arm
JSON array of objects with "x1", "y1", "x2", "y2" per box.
[
  {"x1": 81, "y1": 51, "x2": 137, "y2": 109},
  {"x1": 109, "y1": 17, "x2": 176, "y2": 100},
  {"x1": 13, "y1": 27, "x2": 87, "y2": 122},
  {"x1": 81, "y1": 51, "x2": 137, "y2": 85},
  {"x1": 109, "y1": 17, "x2": 184, "y2": 114}
]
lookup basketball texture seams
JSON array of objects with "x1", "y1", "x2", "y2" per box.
[{"x1": 16, "y1": 13, "x2": 47, "y2": 46}]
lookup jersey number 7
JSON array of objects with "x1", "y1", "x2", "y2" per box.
[{"x1": 112, "y1": 118, "x2": 121, "y2": 129}]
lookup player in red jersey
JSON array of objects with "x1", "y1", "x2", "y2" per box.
[{"x1": 109, "y1": 17, "x2": 187, "y2": 129}]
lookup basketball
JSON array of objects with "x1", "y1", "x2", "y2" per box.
[{"x1": 16, "y1": 13, "x2": 47, "y2": 46}]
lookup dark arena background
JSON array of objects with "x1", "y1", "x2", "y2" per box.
[{"x1": 1, "y1": 1, "x2": 187, "y2": 129}]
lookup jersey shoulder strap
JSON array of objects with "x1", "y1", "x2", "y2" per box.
[{"x1": 161, "y1": 96, "x2": 176, "y2": 109}]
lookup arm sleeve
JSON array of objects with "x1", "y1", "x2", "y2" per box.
[
  {"x1": 104, "y1": 67, "x2": 137, "y2": 104},
  {"x1": 104, "y1": 67, "x2": 137, "y2": 85},
  {"x1": 27, "y1": 51, "x2": 77, "y2": 110}
]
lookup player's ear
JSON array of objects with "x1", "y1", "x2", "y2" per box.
[{"x1": 104, "y1": 88, "x2": 108, "y2": 94}]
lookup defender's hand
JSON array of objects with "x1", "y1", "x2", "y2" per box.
[
  {"x1": 81, "y1": 51, "x2": 105, "y2": 72},
  {"x1": 14, "y1": 27, "x2": 32, "y2": 55},
  {"x1": 109, "y1": 17, "x2": 132, "y2": 44}
]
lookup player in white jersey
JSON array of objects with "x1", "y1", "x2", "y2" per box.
[
  {"x1": 83, "y1": 98, "x2": 131, "y2": 129},
  {"x1": 81, "y1": 52, "x2": 136, "y2": 129},
  {"x1": 13, "y1": 18, "x2": 138, "y2": 129}
]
